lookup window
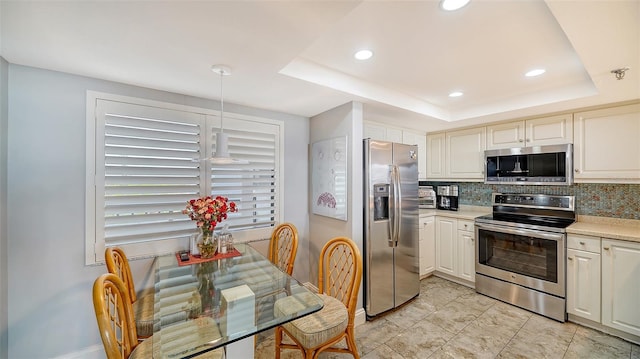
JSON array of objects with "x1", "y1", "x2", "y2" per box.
[{"x1": 86, "y1": 92, "x2": 283, "y2": 264}]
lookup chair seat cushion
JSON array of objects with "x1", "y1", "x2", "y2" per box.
[
  {"x1": 135, "y1": 286, "x2": 202, "y2": 337},
  {"x1": 130, "y1": 317, "x2": 224, "y2": 359},
  {"x1": 133, "y1": 291, "x2": 156, "y2": 338},
  {"x1": 275, "y1": 293, "x2": 348, "y2": 349}
]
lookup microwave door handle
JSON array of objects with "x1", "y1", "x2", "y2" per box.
[{"x1": 476, "y1": 223, "x2": 564, "y2": 242}]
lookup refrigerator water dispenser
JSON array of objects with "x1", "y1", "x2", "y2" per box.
[{"x1": 373, "y1": 184, "x2": 389, "y2": 221}]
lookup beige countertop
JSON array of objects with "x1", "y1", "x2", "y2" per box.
[
  {"x1": 567, "y1": 215, "x2": 640, "y2": 243},
  {"x1": 419, "y1": 208, "x2": 640, "y2": 244},
  {"x1": 419, "y1": 205, "x2": 491, "y2": 221}
]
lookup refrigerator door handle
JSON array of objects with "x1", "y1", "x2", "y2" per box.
[
  {"x1": 388, "y1": 166, "x2": 395, "y2": 246},
  {"x1": 389, "y1": 165, "x2": 401, "y2": 247},
  {"x1": 393, "y1": 165, "x2": 402, "y2": 246}
]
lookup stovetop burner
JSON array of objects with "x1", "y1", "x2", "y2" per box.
[
  {"x1": 475, "y1": 213, "x2": 575, "y2": 229},
  {"x1": 475, "y1": 193, "x2": 576, "y2": 232}
]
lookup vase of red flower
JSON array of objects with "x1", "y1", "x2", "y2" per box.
[{"x1": 183, "y1": 195, "x2": 237, "y2": 258}]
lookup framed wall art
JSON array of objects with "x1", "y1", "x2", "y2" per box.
[{"x1": 311, "y1": 136, "x2": 348, "y2": 221}]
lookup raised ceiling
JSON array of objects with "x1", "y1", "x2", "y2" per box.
[{"x1": 1, "y1": 1, "x2": 638, "y2": 132}]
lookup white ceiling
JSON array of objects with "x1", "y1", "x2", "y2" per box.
[{"x1": 1, "y1": 1, "x2": 638, "y2": 132}]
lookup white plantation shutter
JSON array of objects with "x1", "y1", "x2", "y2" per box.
[
  {"x1": 207, "y1": 116, "x2": 279, "y2": 239},
  {"x1": 87, "y1": 94, "x2": 282, "y2": 264}
]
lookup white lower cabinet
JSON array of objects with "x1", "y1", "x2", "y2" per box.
[
  {"x1": 435, "y1": 217, "x2": 456, "y2": 276},
  {"x1": 435, "y1": 216, "x2": 475, "y2": 283},
  {"x1": 567, "y1": 235, "x2": 640, "y2": 339},
  {"x1": 457, "y1": 222, "x2": 475, "y2": 282},
  {"x1": 567, "y1": 234, "x2": 601, "y2": 322},
  {"x1": 419, "y1": 215, "x2": 435, "y2": 276},
  {"x1": 601, "y1": 238, "x2": 640, "y2": 337}
]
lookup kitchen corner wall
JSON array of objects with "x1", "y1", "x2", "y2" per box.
[
  {"x1": 425, "y1": 182, "x2": 640, "y2": 219},
  {"x1": 309, "y1": 101, "x2": 363, "y2": 293},
  {"x1": 1, "y1": 55, "x2": 9, "y2": 359}
]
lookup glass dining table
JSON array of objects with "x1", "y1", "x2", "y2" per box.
[{"x1": 149, "y1": 243, "x2": 323, "y2": 358}]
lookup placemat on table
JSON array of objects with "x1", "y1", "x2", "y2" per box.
[{"x1": 175, "y1": 249, "x2": 241, "y2": 266}]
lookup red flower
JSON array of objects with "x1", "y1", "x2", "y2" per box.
[{"x1": 182, "y1": 195, "x2": 238, "y2": 234}]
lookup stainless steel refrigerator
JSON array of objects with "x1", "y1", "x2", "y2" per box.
[{"x1": 363, "y1": 139, "x2": 420, "y2": 318}]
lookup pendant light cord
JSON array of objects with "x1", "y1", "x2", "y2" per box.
[{"x1": 220, "y1": 69, "x2": 224, "y2": 134}]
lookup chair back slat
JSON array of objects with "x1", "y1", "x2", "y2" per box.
[
  {"x1": 268, "y1": 223, "x2": 299, "y2": 275},
  {"x1": 105, "y1": 247, "x2": 137, "y2": 303},
  {"x1": 319, "y1": 237, "x2": 362, "y2": 318},
  {"x1": 93, "y1": 273, "x2": 139, "y2": 359}
]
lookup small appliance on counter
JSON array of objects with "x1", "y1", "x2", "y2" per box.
[
  {"x1": 436, "y1": 185, "x2": 459, "y2": 211},
  {"x1": 418, "y1": 185, "x2": 436, "y2": 209}
]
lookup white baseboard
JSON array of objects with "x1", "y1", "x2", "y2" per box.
[
  {"x1": 52, "y1": 344, "x2": 104, "y2": 359},
  {"x1": 354, "y1": 308, "x2": 366, "y2": 326}
]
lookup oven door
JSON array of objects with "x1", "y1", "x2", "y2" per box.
[{"x1": 475, "y1": 222, "x2": 565, "y2": 297}]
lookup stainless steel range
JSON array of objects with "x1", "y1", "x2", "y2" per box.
[{"x1": 475, "y1": 193, "x2": 576, "y2": 322}]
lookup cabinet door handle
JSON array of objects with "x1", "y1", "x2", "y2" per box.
[
  {"x1": 575, "y1": 169, "x2": 580, "y2": 173},
  {"x1": 579, "y1": 241, "x2": 585, "y2": 245},
  {"x1": 568, "y1": 256, "x2": 573, "y2": 260},
  {"x1": 518, "y1": 139, "x2": 524, "y2": 142},
  {"x1": 603, "y1": 247, "x2": 610, "y2": 250}
]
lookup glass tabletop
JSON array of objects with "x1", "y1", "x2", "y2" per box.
[{"x1": 151, "y1": 243, "x2": 323, "y2": 358}]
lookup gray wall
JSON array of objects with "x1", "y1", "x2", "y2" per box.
[
  {"x1": 308, "y1": 101, "x2": 363, "y2": 307},
  {"x1": 1, "y1": 56, "x2": 9, "y2": 359},
  {"x1": 6, "y1": 64, "x2": 310, "y2": 358}
]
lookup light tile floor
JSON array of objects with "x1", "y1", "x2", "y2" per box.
[{"x1": 255, "y1": 275, "x2": 640, "y2": 359}]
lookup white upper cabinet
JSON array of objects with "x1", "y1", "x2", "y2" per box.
[
  {"x1": 363, "y1": 122, "x2": 387, "y2": 141},
  {"x1": 402, "y1": 130, "x2": 427, "y2": 179},
  {"x1": 573, "y1": 103, "x2": 640, "y2": 182},
  {"x1": 446, "y1": 127, "x2": 486, "y2": 179},
  {"x1": 386, "y1": 127, "x2": 403, "y2": 143},
  {"x1": 363, "y1": 121, "x2": 426, "y2": 179},
  {"x1": 365, "y1": 122, "x2": 405, "y2": 143},
  {"x1": 426, "y1": 127, "x2": 485, "y2": 180},
  {"x1": 486, "y1": 114, "x2": 573, "y2": 150},
  {"x1": 426, "y1": 133, "x2": 446, "y2": 178}
]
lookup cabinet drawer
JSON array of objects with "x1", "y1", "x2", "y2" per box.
[
  {"x1": 567, "y1": 234, "x2": 600, "y2": 253},
  {"x1": 457, "y1": 220, "x2": 474, "y2": 232}
]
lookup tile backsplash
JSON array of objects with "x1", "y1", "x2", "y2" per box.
[{"x1": 425, "y1": 182, "x2": 640, "y2": 220}]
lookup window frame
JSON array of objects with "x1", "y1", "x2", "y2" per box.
[{"x1": 85, "y1": 91, "x2": 284, "y2": 265}]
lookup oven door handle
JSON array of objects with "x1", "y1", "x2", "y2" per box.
[{"x1": 475, "y1": 222, "x2": 564, "y2": 242}]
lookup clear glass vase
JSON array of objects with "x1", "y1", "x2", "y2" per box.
[{"x1": 197, "y1": 231, "x2": 217, "y2": 258}]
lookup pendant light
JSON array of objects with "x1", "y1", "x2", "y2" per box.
[{"x1": 209, "y1": 64, "x2": 247, "y2": 164}]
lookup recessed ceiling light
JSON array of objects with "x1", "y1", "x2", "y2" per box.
[
  {"x1": 525, "y1": 69, "x2": 546, "y2": 77},
  {"x1": 354, "y1": 49, "x2": 373, "y2": 60},
  {"x1": 449, "y1": 91, "x2": 464, "y2": 97},
  {"x1": 440, "y1": 0, "x2": 470, "y2": 11}
]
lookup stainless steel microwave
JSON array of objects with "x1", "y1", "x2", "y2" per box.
[{"x1": 484, "y1": 144, "x2": 573, "y2": 185}]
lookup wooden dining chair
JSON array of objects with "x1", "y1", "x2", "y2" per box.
[
  {"x1": 268, "y1": 222, "x2": 299, "y2": 275},
  {"x1": 274, "y1": 236, "x2": 363, "y2": 359},
  {"x1": 255, "y1": 223, "x2": 300, "y2": 340},
  {"x1": 93, "y1": 273, "x2": 223, "y2": 359},
  {"x1": 104, "y1": 247, "x2": 156, "y2": 339}
]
